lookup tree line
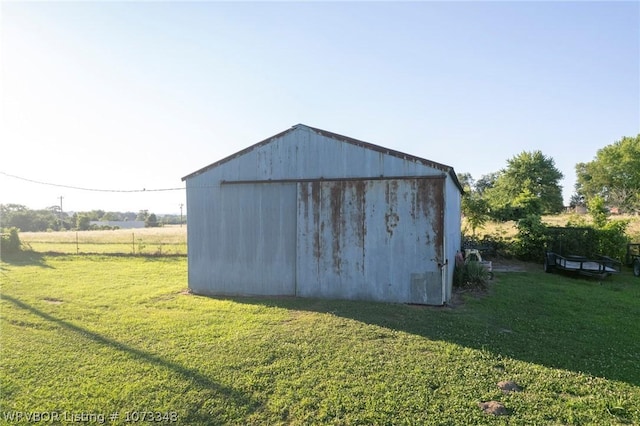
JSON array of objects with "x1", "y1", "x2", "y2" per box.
[
  {"x1": 0, "y1": 205, "x2": 184, "y2": 232},
  {"x1": 460, "y1": 134, "x2": 640, "y2": 233}
]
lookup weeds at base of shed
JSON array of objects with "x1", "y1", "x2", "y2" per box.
[{"x1": 453, "y1": 262, "x2": 491, "y2": 291}]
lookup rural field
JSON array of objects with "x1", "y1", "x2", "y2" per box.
[
  {"x1": 18, "y1": 226, "x2": 187, "y2": 255},
  {"x1": 1, "y1": 220, "x2": 640, "y2": 425},
  {"x1": 15, "y1": 213, "x2": 640, "y2": 257},
  {"x1": 467, "y1": 213, "x2": 640, "y2": 243}
]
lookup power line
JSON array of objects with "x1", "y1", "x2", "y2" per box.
[{"x1": 1, "y1": 171, "x2": 185, "y2": 193}]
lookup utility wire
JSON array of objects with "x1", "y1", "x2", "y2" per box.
[{"x1": 1, "y1": 171, "x2": 185, "y2": 193}]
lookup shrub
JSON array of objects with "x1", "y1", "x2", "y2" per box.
[
  {"x1": 596, "y1": 219, "x2": 630, "y2": 261},
  {"x1": 565, "y1": 214, "x2": 588, "y2": 227},
  {"x1": 1, "y1": 227, "x2": 22, "y2": 254},
  {"x1": 519, "y1": 219, "x2": 629, "y2": 263},
  {"x1": 546, "y1": 226, "x2": 598, "y2": 258},
  {"x1": 588, "y1": 195, "x2": 608, "y2": 228},
  {"x1": 453, "y1": 261, "x2": 490, "y2": 290},
  {"x1": 515, "y1": 214, "x2": 548, "y2": 262}
]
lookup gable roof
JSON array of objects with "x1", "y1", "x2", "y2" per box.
[{"x1": 182, "y1": 124, "x2": 463, "y2": 193}]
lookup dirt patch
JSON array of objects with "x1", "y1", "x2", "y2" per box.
[
  {"x1": 490, "y1": 258, "x2": 538, "y2": 273},
  {"x1": 478, "y1": 401, "x2": 508, "y2": 416},
  {"x1": 498, "y1": 380, "x2": 522, "y2": 393},
  {"x1": 43, "y1": 297, "x2": 63, "y2": 305}
]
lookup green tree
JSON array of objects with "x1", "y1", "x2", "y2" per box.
[
  {"x1": 1, "y1": 204, "x2": 28, "y2": 213},
  {"x1": 85, "y1": 210, "x2": 105, "y2": 221},
  {"x1": 457, "y1": 172, "x2": 490, "y2": 236},
  {"x1": 587, "y1": 195, "x2": 608, "y2": 228},
  {"x1": 485, "y1": 151, "x2": 564, "y2": 220},
  {"x1": 76, "y1": 214, "x2": 91, "y2": 231},
  {"x1": 456, "y1": 172, "x2": 474, "y2": 193},
  {"x1": 575, "y1": 134, "x2": 640, "y2": 212},
  {"x1": 514, "y1": 214, "x2": 548, "y2": 261},
  {"x1": 101, "y1": 212, "x2": 121, "y2": 221},
  {"x1": 145, "y1": 213, "x2": 159, "y2": 228},
  {"x1": 475, "y1": 172, "x2": 499, "y2": 195},
  {"x1": 585, "y1": 195, "x2": 630, "y2": 260},
  {"x1": 462, "y1": 193, "x2": 490, "y2": 236},
  {"x1": 0, "y1": 204, "x2": 60, "y2": 232}
]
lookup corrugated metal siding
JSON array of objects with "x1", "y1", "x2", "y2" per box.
[
  {"x1": 187, "y1": 182, "x2": 297, "y2": 296},
  {"x1": 187, "y1": 127, "x2": 445, "y2": 184},
  {"x1": 296, "y1": 178, "x2": 444, "y2": 303},
  {"x1": 185, "y1": 125, "x2": 460, "y2": 304},
  {"x1": 444, "y1": 176, "x2": 462, "y2": 302}
]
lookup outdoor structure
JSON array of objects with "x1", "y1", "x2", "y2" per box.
[
  {"x1": 182, "y1": 124, "x2": 463, "y2": 305},
  {"x1": 89, "y1": 220, "x2": 145, "y2": 229}
]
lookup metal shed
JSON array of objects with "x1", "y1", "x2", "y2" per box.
[{"x1": 182, "y1": 124, "x2": 463, "y2": 305}]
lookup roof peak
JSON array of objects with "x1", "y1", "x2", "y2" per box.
[{"x1": 181, "y1": 124, "x2": 462, "y2": 193}]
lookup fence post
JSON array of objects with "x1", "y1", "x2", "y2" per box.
[
  {"x1": 76, "y1": 231, "x2": 79, "y2": 255},
  {"x1": 132, "y1": 232, "x2": 135, "y2": 255}
]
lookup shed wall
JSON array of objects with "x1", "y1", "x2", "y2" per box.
[
  {"x1": 444, "y1": 175, "x2": 462, "y2": 302},
  {"x1": 188, "y1": 126, "x2": 446, "y2": 183},
  {"x1": 187, "y1": 182, "x2": 297, "y2": 296},
  {"x1": 296, "y1": 178, "x2": 444, "y2": 304},
  {"x1": 185, "y1": 126, "x2": 460, "y2": 303}
]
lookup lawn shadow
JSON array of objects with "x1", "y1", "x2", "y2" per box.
[
  {"x1": 2, "y1": 295, "x2": 260, "y2": 423},
  {"x1": 0, "y1": 251, "x2": 54, "y2": 268},
  {"x1": 225, "y1": 274, "x2": 640, "y2": 388}
]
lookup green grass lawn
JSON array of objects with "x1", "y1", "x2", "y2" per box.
[{"x1": 1, "y1": 253, "x2": 639, "y2": 425}]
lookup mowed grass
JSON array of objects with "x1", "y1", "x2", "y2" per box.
[{"x1": 1, "y1": 253, "x2": 640, "y2": 425}]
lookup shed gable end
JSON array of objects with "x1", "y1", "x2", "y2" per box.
[{"x1": 183, "y1": 124, "x2": 460, "y2": 187}]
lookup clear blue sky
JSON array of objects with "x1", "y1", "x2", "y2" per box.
[{"x1": 1, "y1": 1, "x2": 638, "y2": 214}]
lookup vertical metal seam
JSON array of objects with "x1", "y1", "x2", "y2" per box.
[
  {"x1": 295, "y1": 182, "x2": 299, "y2": 297},
  {"x1": 441, "y1": 181, "x2": 447, "y2": 305}
]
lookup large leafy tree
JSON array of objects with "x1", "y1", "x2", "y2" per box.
[
  {"x1": 484, "y1": 151, "x2": 564, "y2": 220},
  {"x1": 475, "y1": 172, "x2": 499, "y2": 195},
  {"x1": 575, "y1": 134, "x2": 640, "y2": 212},
  {"x1": 0, "y1": 204, "x2": 62, "y2": 232},
  {"x1": 462, "y1": 193, "x2": 490, "y2": 236}
]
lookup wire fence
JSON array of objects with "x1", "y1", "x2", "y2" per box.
[{"x1": 19, "y1": 227, "x2": 187, "y2": 256}]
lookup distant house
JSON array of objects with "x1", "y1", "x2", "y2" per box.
[
  {"x1": 181, "y1": 124, "x2": 463, "y2": 305},
  {"x1": 89, "y1": 221, "x2": 145, "y2": 229},
  {"x1": 570, "y1": 205, "x2": 587, "y2": 215}
]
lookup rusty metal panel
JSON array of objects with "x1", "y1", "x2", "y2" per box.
[
  {"x1": 296, "y1": 178, "x2": 445, "y2": 304},
  {"x1": 184, "y1": 125, "x2": 459, "y2": 304}
]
